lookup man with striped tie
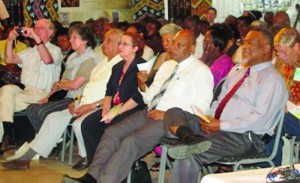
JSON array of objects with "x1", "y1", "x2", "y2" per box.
[
  {"x1": 62, "y1": 30, "x2": 214, "y2": 183},
  {"x1": 164, "y1": 28, "x2": 289, "y2": 183}
]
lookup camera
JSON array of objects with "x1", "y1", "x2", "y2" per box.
[{"x1": 15, "y1": 27, "x2": 26, "y2": 35}]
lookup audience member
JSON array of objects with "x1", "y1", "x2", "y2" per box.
[
  {"x1": 200, "y1": 24, "x2": 234, "y2": 88},
  {"x1": 266, "y1": 27, "x2": 300, "y2": 166},
  {"x1": 144, "y1": 18, "x2": 164, "y2": 55},
  {"x1": 271, "y1": 11, "x2": 291, "y2": 34},
  {"x1": 264, "y1": 11, "x2": 274, "y2": 28},
  {"x1": 93, "y1": 17, "x2": 109, "y2": 46},
  {"x1": 224, "y1": 15, "x2": 237, "y2": 25},
  {"x1": 206, "y1": 7, "x2": 217, "y2": 26},
  {"x1": 62, "y1": 30, "x2": 214, "y2": 183},
  {"x1": 126, "y1": 22, "x2": 154, "y2": 60},
  {"x1": 25, "y1": 24, "x2": 98, "y2": 132},
  {"x1": 148, "y1": 23, "x2": 182, "y2": 80},
  {"x1": 73, "y1": 32, "x2": 147, "y2": 168},
  {"x1": 0, "y1": 19, "x2": 63, "y2": 152},
  {"x1": 165, "y1": 28, "x2": 288, "y2": 183},
  {"x1": 183, "y1": 15, "x2": 204, "y2": 59}
]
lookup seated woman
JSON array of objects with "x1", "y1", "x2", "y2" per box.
[
  {"x1": 200, "y1": 24, "x2": 234, "y2": 89},
  {"x1": 25, "y1": 24, "x2": 99, "y2": 132},
  {"x1": 75, "y1": 32, "x2": 146, "y2": 168},
  {"x1": 148, "y1": 23, "x2": 182, "y2": 82}
]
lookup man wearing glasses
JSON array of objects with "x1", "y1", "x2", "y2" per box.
[{"x1": 0, "y1": 19, "x2": 63, "y2": 153}]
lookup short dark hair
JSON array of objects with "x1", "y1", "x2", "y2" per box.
[
  {"x1": 209, "y1": 23, "x2": 230, "y2": 52},
  {"x1": 69, "y1": 24, "x2": 96, "y2": 49},
  {"x1": 128, "y1": 22, "x2": 148, "y2": 39},
  {"x1": 208, "y1": 7, "x2": 217, "y2": 15}
]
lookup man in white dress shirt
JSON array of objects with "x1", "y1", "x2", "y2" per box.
[
  {"x1": 62, "y1": 29, "x2": 214, "y2": 183},
  {"x1": 0, "y1": 19, "x2": 62, "y2": 152}
]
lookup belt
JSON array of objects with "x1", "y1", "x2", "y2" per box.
[{"x1": 259, "y1": 134, "x2": 273, "y2": 144}]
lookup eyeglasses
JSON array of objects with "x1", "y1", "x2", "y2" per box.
[{"x1": 118, "y1": 42, "x2": 136, "y2": 47}]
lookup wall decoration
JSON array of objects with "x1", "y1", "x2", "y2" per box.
[
  {"x1": 191, "y1": 0, "x2": 212, "y2": 19},
  {"x1": 23, "y1": 0, "x2": 59, "y2": 27},
  {"x1": 133, "y1": 0, "x2": 165, "y2": 20}
]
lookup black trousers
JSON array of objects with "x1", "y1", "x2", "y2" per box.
[{"x1": 81, "y1": 108, "x2": 142, "y2": 164}]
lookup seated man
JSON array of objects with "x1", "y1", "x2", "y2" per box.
[
  {"x1": 0, "y1": 19, "x2": 63, "y2": 152},
  {"x1": 62, "y1": 29, "x2": 214, "y2": 183},
  {"x1": 164, "y1": 27, "x2": 288, "y2": 183}
]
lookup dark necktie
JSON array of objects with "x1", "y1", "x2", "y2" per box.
[
  {"x1": 214, "y1": 68, "x2": 250, "y2": 119},
  {"x1": 148, "y1": 64, "x2": 179, "y2": 111}
]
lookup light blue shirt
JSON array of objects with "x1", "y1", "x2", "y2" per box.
[{"x1": 209, "y1": 61, "x2": 288, "y2": 135}]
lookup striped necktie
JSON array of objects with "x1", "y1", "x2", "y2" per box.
[
  {"x1": 214, "y1": 68, "x2": 250, "y2": 119},
  {"x1": 148, "y1": 64, "x2": 179, "y2": 111}
]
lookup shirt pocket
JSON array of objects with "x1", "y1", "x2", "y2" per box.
[{"x1": 166, "y1": 79, "x2": 186, "y2": 97}]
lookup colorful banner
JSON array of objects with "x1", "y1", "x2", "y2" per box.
[
  {"x1": 23, "y1": 0, "x2": 59, "y2": 27},
  {"x1": 133, "y1": 0, "x2": 165, "y2": 20}
]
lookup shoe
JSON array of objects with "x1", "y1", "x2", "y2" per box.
[
  {"x1": 168, "y1": 136, "x2": 212, "y2": 160},
  {"x1": 6, "y1": 142, "x2": 30, "y2": 161},
  {"x1": 0, "y1": 134, "x2": 16, "y2": 151},
  {"x1": 61, "y1": 174, "x2": 96, "y2": 183},
  {"x1": 1, "y1": 160, "x2": 30, "y2": 170},
  {"x1": 72, "y1": 157, "x2": 88, "y2": 171}
]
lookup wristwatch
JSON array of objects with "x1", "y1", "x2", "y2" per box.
[{"x1": 96, "y1": 102, "x2": 101, "y2": 109}]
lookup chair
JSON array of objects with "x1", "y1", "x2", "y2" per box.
[
  {"x1": 60, "y1": 123, "x2": 75, "y2": 166},
  {"x1": 212, "y1": 108, "x2": 286, "y2": 172},
  {"x1": 288, "y1": 136, "x2": 300, "y2": 164}
]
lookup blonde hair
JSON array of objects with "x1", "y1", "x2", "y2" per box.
[{"x1": 275, "y1": 27, "x2": 300, "y2": 47}]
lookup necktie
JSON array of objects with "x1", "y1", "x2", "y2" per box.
[
  {"x1": 214, "y1": 68, "x2": 250, "y2": 119},
  {"x1": 148, "y1": 64, "x2": 179, "y2": 111}
]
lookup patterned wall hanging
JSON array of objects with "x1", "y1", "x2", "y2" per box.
[
  {"x1": 23, "y1": 0, "x2": 59, "y2": 27},
  {"x1": 191, "y1": 0, "x2": 212, "y2": 19},
  {"x1": 133, "y1": 0, "x2": 165, "y2": 21}
]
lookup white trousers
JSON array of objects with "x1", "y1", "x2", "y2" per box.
[
  {"x1": 29, "y1": 108, "x2": 93, "y2": 158},
  {"x1": 0, "y1": 85, "x2": 47, "y2": 122}
]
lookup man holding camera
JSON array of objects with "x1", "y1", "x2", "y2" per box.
[{"x1": 0, "y1": 19, "x2": 63, "y2": 152}]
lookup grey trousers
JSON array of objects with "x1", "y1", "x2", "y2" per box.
[
  {"x1": 166, "y1": 108, "x2": 265, "y2": 183},
  {"x1": 88, "y1": 108, "x2": 166, "y2": 183},
  {"x1": 26, "y1": 98, "x2": 73, "y2": 132}
]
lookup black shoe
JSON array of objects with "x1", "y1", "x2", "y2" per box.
[
  {"x1": 72, "y1": 157, "x2": 88, "y2": 171},
  {"x1": 61, "y1": 174, "x2": 96, "y2": 183},
  {"x1": 168, "y1": 136, "x2": 212, "y2": 160}
]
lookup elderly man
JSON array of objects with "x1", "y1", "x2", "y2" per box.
[
  {"x1": 164, "y1": 27, "x2": 288, "y2": 183},
  {"x1": 62, "y1": 29, "x2": 214, "y2": 183},
  {"x1": 0, "y1": 19, "x2": 62, "y2": 152},
  {"x1": 0, "y1": 28, "x2": 124, "y2": 170}
]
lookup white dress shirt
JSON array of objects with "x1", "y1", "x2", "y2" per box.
[
  {"x1": 80, "y1": 54, "x2": 122, "y2": 105},
  {"x1": 140, "y1": 54, "x2": 214, "y2": 114}
]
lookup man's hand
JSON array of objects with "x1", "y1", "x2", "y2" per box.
[
  {"x1": 7, "y1": 28, "x2": 18, "y2": 42},
  {"x1": 137, "y1": 71, "x2": 148, "y2": 92},
  {"x1": 148, "y1": 109, "x2": 165, "y2": 120},
  {"x1": 200, "y1": 117, "x2": 220, "y2": 134},
  {"x1": 68, "y1": 102, "x2": 77, "y2": 116},
  {"x1": 50, "y1": 82, "x2": 60, "y2": 92}
]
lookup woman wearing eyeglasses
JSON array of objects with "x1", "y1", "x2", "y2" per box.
[{"x1": 73, "y1": 32, "x2": 147, "y2": 168}]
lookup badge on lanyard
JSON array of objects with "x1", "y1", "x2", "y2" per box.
[{"x1": 293, "y1": 68, "x2": 300, "y2": 81}]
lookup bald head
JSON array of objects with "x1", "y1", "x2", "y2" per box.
[{"x1": 170, "y1": 30, "x2": 196, "y2": 62}]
